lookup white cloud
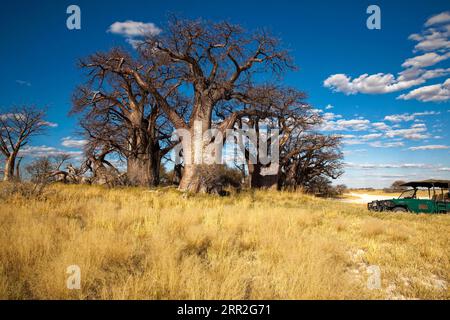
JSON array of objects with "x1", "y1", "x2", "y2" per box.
[
  {"x1": 321, "y1": 118, "x2": 371, "y2": 131},
  {"x1": 323, "y1": 73, "x2": 426, "y2": 95},
  {"x1": 398, "y1": 78, "x2": 450, "y2": 102},
  {"x1": 323, "y1": 68, "x2": 450, "y2": 95},
  {"x1": 409, "y1": 21, "x2": 450, "y2": 52},
  {"x1": 61, "y1": 137, "x2": 88, "y2": 148},
  {"x1": 372, "y1": 122, "x2": 390, "y2": 131},
  {"x1": 361, "y1": 133, "x2": 383, "y2": 140},
  {"x1": 401, "y1": 52, "x2": 450, "y2": 69},
  {"x1": 0, "y1": 113, "x2": 58, "y2": 128},
  {"x1": 385, "y1": 123, "x2": 430, "y2": 140},
  {"x1": 384, "y1": 110, "x2": 440, "y2": 122},
  {"x1": 39, "y1": 121, "x2": 58, "y2": 128},
  {"x1": 108, "y1": 21, "x2": 161, "y2": 37},
  {"x1": 335, "y1": 134, "x2": 356, "y2": 139},
  {"x1": 108, "y1": 21, "x2": 161, "y2": 49},
  {"x1": 322, "y1": 112, "x2": 341, "y2": 120},
  {"x1": 425, "y1": 11, "x2": 450, "y2": 27},
  {"x1": 325, "y1": 104, "x2": 334, "y2": 110},
  {"x1": 19, "y1": 145, "x2": 83, "y2": 158},
  {"x1": 408, "y1": 144, "x2": 449, "y2": 151},
  {"x1": 342, "y1": 139, "x2": 365, "y2": 145},
  {"x1": 368, "y1": 141, "x2": 405, "y2": 148},
  {"x1": 384, "y1": 114, "x2": 415, "y2": 122}
]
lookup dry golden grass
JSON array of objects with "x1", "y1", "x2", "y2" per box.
[{"x1": 0, "y1": 183, "x2": 449, "y2": 300}]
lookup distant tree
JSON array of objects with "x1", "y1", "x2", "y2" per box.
[
  {"x1": 391, "y1": 180, "x2": 407, "y2": 191},
  {"x1": 230, "y1": 86, "x2": 317, "y2": 189},
  {"x1": 26, "y1": 154, "x2": 73, "y2": 184},
  {"x1": 0, "y1": 106, "x2": 48, "y2": 181},
  {"x1": 335, "y1": 184, "x2": 348, "y2": 195},
  {"x1": 280, "y1": 134, "x2": 344, "y2": 190}
]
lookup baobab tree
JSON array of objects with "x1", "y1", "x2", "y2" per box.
[
  {"x1": 228, "y1": 85, "x2": 320, "y2": 189},
  {"x1": 279, "y1": 134, "x2": 344, "y2": 190},
  {"x1": 0, "y1": 106, "x2": 48, "y2": 181},
  {"x1": 94, "y1": 17, "x2": 294, "y2": 192},
  {"x1": 72, "y1": 49, "x2": 177, "y2": 186}
]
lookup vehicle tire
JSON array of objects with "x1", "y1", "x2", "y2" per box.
[{"x1": 393, "y1": 207, "x2": 407, "y2": 213}]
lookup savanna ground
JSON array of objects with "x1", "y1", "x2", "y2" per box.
[{"x1": 0, "y1": 183, "x2": 448, "y2": 300}]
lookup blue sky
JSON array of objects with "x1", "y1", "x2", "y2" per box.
[{"x1": 1, "y1": 0, "x2": 449, "y2": 188}]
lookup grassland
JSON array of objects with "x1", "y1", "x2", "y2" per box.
[{"x1": 0, "y1": 183, "x2": 449, "y2": 300}]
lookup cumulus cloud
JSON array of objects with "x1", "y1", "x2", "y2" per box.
[
  {"x1": 425, "y1": 11, "x2": 450, "y2": 27},
  {"x1": 108, "y1": 21, "x2": 161, "y2": 37},
  {"x1": 39, "y1": 121, "x2": 58, "y2": 128},
  {"x1": 401, "y1": 52, "x2": 450, "y2": 68},
  {"x1": 368, "y1": 141, "x2": 405, "y2": 148},
  {"x1": 408, "y1": 144, "x2": 449, "y2": 151},
  {"x1": 108, "y1": 20, "x2": 161, "y2": 49},
  {"x1": 342, "y1": 139, "x2": 365, "y2": 145},
  {"x1": 323, "y1": 69, "x2": 450, "y2": 95},
  {"x1": 409, "y1": 22, "x2": 450, "y2": 52},
  {"x1": 325, "y1": 104, "x2": 334, "y2": 110},
  {"x1": 321, "y1": 118, "x2": 371, "y2": 131},
  {"x1": 361, "y1": 133, "x2": 383, "y2": 140},
  {"x1": 397, "y1": 78, "x2": 450, "y2": 102},
  {"x1": 372, "y1": 122, "x2": 390, "y2": 131},
  {"x1": 384, "y1": 110, "x2": 440, "y2": 122},
  {"x1": 61, "y1": 137, "x2": 88, "y2": 148},
  {"x1": 385, "y1": 123, "x2": 430, "y2": 140},
  {"x1": 322, "y1": 112, "x2": 341, "y2": 121},
  {"x1": 323, "y1": 73, "x2": 426, "y2": 94},
  {"x1": 19, "y1": 145, "x2": 82, "y2": 158}
]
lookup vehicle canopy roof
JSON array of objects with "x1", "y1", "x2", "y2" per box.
[{"x1": 400, "y1": 180, "x2": 450, "y2": 189}]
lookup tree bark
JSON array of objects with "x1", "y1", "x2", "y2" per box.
[
  {"x1": 3, "y1": 155, "x2": 16, "y2": 182},
  {"x1": 177, "y1": 115, "x2": 213, "y2": 193},
  {"x1": 15, "y1": 157, "x2": 23, "y2": 182},
  {"x1": 247, "y1": 162, "x2": 279, "y2": 190},
  {"x1": 127, "y1": 154, "x2": 160, "y2": 187},
  {"x1": 178, "y1": 164, "x2": 203, "y2": 192}
]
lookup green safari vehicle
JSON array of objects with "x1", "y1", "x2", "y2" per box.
[{"x1": 368, "y1": 180, "x2": 450, "y2": 214}]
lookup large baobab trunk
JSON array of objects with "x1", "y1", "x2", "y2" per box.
[
  {"x1": 3, "y1": 155, "x2": 16, "y2": 182},
  {"x1": 127, "y1": 152, "x2": 160, "y2": 187},
  {"x1": 178, "y1": 164, "x2": 205, "y2": 192},
  {"x1": 15, "y1": 157, "x2": 23, "y2": 181},
  {"x1": 247, "y1": 162, "x2": 279, "y2": 190},
  {"x1": 125, "y1": 111, "x2": 162, "y2": 187},
  {"x1": 177, "y1": 115, "x2": 216, "y2": 193}
]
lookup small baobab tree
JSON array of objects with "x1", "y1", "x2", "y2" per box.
[{"x1": 0, "y1": 106, "x2": 48, "y2": 181}]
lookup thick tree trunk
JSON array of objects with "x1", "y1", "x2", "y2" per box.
[
  {"x1": 248, "y1": 162, "x2": 279, "y2": 190},
  {"x1": 3, "y1": 155, "x2": 16, "y2": 182},
  {"x1": 15, "y1": 157, "x2": 23, "y2": 182},
  {"x1": 127, "y1": 155, "x2": 159, "y2": 187},
  {"x1": 177, "y1": 115, "x2": 213, "y2": 193},
  {"x1": 178, "y1": 164, "x2": 204, "y2": 192},
  {"x1": 173, "y1": 164, "x2": 183, "y2": 185},
  {"x1": 126, "y1": 114, "x2": 161, "y2": 187}
]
